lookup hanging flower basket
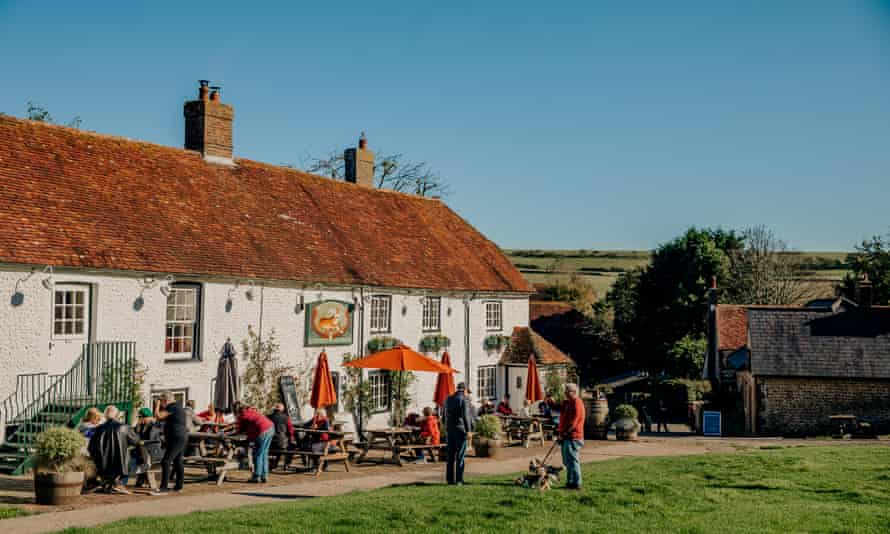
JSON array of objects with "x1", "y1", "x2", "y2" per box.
[
  {"x1": 484, "y1": 334, "x2": 512, "y2": 353},
  {"x1": 366, "y1": 336, "x2": 402, "y2": 353},
  {"x1": 419, "y1": 334, "x2": 451, "y2": 354}
]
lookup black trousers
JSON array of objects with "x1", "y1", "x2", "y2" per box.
[{"x1": 160, "y1": 436, "x2": 187, "y2": 490}]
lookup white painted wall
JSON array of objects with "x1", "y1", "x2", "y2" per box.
[{"x1": 0, "y1": 265, "x2": 529, "y2": 433}]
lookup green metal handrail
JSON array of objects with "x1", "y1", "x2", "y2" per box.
[{"x1": 0, "y1": 341, "x2": 136, "y2": 443}]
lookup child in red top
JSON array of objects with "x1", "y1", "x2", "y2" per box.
[{"x1": 415, "y1": 407, "x2": 440, "y2": 464}]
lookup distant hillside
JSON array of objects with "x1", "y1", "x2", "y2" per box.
[{"x1": 505, "y1": 249, "x2": 851, "y2": 301}]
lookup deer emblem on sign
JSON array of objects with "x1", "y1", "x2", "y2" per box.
[{"x1": 310, "y1": 301, "x2": 351, "y2": 342}]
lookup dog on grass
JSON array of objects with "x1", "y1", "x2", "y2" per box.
[{"x1": 514, "y1": 457, "x2": 563, "y2": 491}]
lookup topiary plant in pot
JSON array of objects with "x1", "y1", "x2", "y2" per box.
[
  {"x1": 33, "y1": 426, "x2": 88, "y2": 505},
  {"x1": 472, "y1": 414, "x2": 503, "y2": 458},
  {"x1": 612, "y1": 404, "x2": 641, "y2": 441}
]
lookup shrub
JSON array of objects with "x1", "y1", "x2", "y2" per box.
[
  {"x1": 612, "y1": 404, "x2": 638, "y2": 421},
  {"x1": 473, "y1": 414, "x2": 502, "y2": 439},
  {"x1": 33, "y1": 426, "x2": 85, "y2": 473}
]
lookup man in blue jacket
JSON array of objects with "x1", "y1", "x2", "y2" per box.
[{"x1": 445, "y1": 382, "x2": 475, "y2": 485}]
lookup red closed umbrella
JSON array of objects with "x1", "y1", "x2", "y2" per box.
[
  {"x1": 310, "y1": 351, "x2": 338, "y2": 409},
  {"x1": 525, "y1": 356, "x2": 544, "y2": 403},
  {"x1": 433, "y1": 351, "x2": 456, "y2": 406}
]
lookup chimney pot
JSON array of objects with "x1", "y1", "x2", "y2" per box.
[
  {"x1": 858, "y1": 273, "x2": 874, "y2": 308},
  {"x1": 711, "y1": 276, "x2": 718, "y2": 290},
  {"x1": 198, "y1": 80, "x2": 210, "y2": 101},
  {"x1": 358, "y1": 131, "x2": 368, "y2": 150}
]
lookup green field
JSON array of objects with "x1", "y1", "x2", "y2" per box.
[
  {"x1": 507, "y1": 249, "x2": 851, "y2": 301},
  {"x1": 60, "y1": 446, "x2": 890, "y2": 533}
]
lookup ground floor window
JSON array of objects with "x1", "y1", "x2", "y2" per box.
[
  {"x1": 150, "y1": 387, "x2": 189, "y2": 411},
  {"x1": 477, "y1": 365, "x2": 497, "y2": 400},
  {"x1": 368, "y1": 371, "x2": 390, "y2": 413}
]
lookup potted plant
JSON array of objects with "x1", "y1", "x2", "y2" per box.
[
  {"x1": 33, "y1": 426, "x2": 88, "y2": 505},
  {"x1": 612, "y1": 404, "x2": 641, "y2": 442},
  {"x1": 472, "y1": 414, "x2": 503, "y2": 458}
]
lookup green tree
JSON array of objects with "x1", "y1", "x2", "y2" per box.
[
  {"x1": 609, "y1": 227, "x2": 742, "y2": 376},
  {"x1": 240, "y1": 327, "x2": 292, "y2": 411},
  {"x1": 838, "y1": 233, "x2": 890, "y2": 305},
  {"x1": 666, "y1": 335, "x2": 707, "y2": 379}
]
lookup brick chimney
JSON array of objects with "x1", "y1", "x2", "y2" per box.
[
  {"x1": 858, "y1": 273, "x2": 873, "y2": 308},
  {"x1": 184, "y1": 80, "x2": 234, "y2": 165},
  {"x1": 344, "y1": 132, "x2": 375, "y2": 187}
]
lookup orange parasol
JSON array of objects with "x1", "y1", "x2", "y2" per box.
[
  {"x1": 525, "y1": 355, "x2": 544, "y2": 403},
  {"x1": 342, "y1": 344, "x2": 456, "y2": 373},
  {"x1": 310, "y1": 351, "x2": 338, "y2": 409},
  {"x1": 433, "y1": 351, "x2": 456, "y2": 406}
]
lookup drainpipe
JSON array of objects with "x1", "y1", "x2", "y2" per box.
[
  {"x1": 463, "y1": 295, "x2": 472, "y2": 388},
  {"x1": 357, "y1": 287, "x2": 366, "y2": 437},
  {"x1": 257, "y1": 283, "x2": 265, "y2": 341}
]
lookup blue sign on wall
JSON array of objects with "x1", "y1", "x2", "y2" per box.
[{"x1": 703, "y1": 411, "x2": 722, "y2": 437}]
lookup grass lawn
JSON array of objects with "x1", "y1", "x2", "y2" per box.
[
  {"x1": 60, "y1": 446, "x2": 890, "y2": 533},
  {"x1": 0, "y1": 506, "x2": 28, "y2": 520}
]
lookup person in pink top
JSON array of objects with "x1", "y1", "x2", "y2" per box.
[{"x1": 234, "y1": 403, "x2": 274, "y2": 483}]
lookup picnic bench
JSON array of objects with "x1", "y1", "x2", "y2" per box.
[
  {"x1": 829, "y1": 414, "x2": 877, "y2": 440},
  {"x1": 356, "y1": 427, "x2": 444, "y2": 466},
  {"x1": 271, "y1": 429, "x2": 352, "y2": 476},
  {"x1": 499, "y1": 415, "x2": 546, "y2": 448},
  {"x1": 186, "y1": 431, "x2": 250, "y2": 484}
]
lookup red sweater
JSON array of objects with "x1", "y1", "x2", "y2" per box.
[
  {"x1": 419, "y1": 416, "x2": 440, "y2": 445},
  {"x1": 237, "y1": 408, "x2": 274, "y2": 442},
  {"x1": 496, "y1": 402, "x2": 513, "y2": 416},
  {"x1": 558, "y1": 397, "x2": 585, "y2": 441}
]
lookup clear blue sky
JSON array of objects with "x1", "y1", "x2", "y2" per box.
[{"x1": 2, "y1": 1, "x2": 888, "y2": 251}]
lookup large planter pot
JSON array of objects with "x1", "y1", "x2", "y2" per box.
[
  {"x1": 472, "y1": 437, "x2": 502, "y2": 458},
  {"x1": 584, "y1": 398, "x2": 610, "y2": 440},
  {"x1": 614, "y1": 418, "x2": 640, "y2": 442},
  {"x1": 34, "y1": 471, "x2": 84, "y2": 505}
]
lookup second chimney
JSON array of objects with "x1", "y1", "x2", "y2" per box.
[
  {"x1": 344, "y1": 132, "x2": 375, "y2": 187},
  {"x1": 184, "y1": 80, "x2": 234, "y2": 165}
]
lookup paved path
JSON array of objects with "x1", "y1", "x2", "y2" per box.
[{"x1": 2, "y1": 439, "x2": 706, "y2": 534}]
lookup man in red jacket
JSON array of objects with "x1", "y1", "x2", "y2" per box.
[{"x1": 557, "y1": 383, "x2": 585, "y2": 490}]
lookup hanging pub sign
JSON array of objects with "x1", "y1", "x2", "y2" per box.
[
  {"x1": 305, "y1": 300, "x2": 354, "y2": 347},
  {"x1": 703, "y1": 411, "x2": 722, "y2": 437}
]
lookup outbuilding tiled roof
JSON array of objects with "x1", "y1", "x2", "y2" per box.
[
  {"x1": 529, "y1": 301, "x2": 573, "y2": 321},
  {"x1": 0, "y1": 116, "x2": 532, "y2": 293},
  {"x1": 747, "y1": 307, "x2": 890, "y2": 379},
  {"x1": 717, "y1": 305, "x2": 748, "y2": 352},
  {"x1": 499, "y1": 326, "x2": 575, "y2": 366}
]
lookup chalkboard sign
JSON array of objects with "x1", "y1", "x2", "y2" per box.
[
  {"x1": 279, "y1": 375, "x2": 302, "y2": 424},
  {"x1": 703, "y1": 411, "x2": 722, "y2": 437}
]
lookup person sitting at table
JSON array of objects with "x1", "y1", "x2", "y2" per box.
[
  {"x1": 496, "y1": 394, "x2": 514, "y2": 416},
  {"x1": 197, "y1": 403, "x2": 226, "y2": 425},
  {"x1": 234, "y1": 402, "x2": 275, "y2": 483},
  {"x1": 414, "y1": 406, "x2": 440, "y2": 464},
  {"x1": 477, "y1": 399, "x2": 495, "y2": 416},
  {"x1": 403, "y1": 412, "x2": 421, "y2": 427},
  {"x1": 308, "y1": 409, "x2": 336, "y2": 454},
  {"x1": 268, "y1": 403, "x2": 295, "y2": 470},
  {"x1": 88, "y1": 405, "x2": 143, "y2": 494},
  {"x1": 520, "y1": 399, "x2": 533, "y2": 418},
  {"x1": 123, "y1": 407, "x2": 163, "y2": 488}
]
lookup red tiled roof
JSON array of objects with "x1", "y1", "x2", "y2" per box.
[
  {"x1": 499, "y1": 326, "x2": 575, "y2": 366},
  {"x1": 0, "y1": 116, "x2": 532, "y2": 293},
  {"x1": 717, "y1": 305, "x2": 748, "y2": 351},
  {"x1": 529, "y1": 301, "x2": 573, "y2": 321}
]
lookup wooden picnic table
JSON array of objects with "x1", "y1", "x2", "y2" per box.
[
  {"x1": 271, "y1": 428, "x2": 353, "y2": 476},
  {"x1": 497, "y1": 415, "x2": 545, "y2": 448},
  {"x1": 185, "y1": 431, "x2": 249, "y2": 485},
  {"x1": 356, "y1": 427, "x2": 443, "y2": 466}
]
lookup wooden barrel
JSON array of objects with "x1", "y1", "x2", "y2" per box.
[
  {"x1": 584, "y1": 398, "x2": 610, "y2": 440},
  {"x1": 34, "y1": 471, "x2": 84, "y2": 505}
]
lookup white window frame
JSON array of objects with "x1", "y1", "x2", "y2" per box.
[
  {"x1": 422, "y1": 296, "x2": 442, "y2": 332},
  {"x1": 150, "y1": 388, "x2": 189, "y2": 408},
  {"x1": 165, "y1": 283, "x2": 202, "y2": 360},
  {"x1": 52, "y1": 285, "x2": 88, "y2": 339},
  {"x1": 368, "y1": 371, "x2": 391, "y2": 413},
  {"x1": 477, "y1": 365, "x2": 497, "y2": 400},
  {"x1": 484, "y1": 301, "x2": 503, "y2": 331},
  {"x1": 369, "y1": 295, "x2": 392, "y2": 334}
]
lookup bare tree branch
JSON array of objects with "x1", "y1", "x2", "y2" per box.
[
  {"x1": 725, "y1": 225, "x2": 815, "y2": 305},
  {"x1": 304, "y1": 149, "x2": 451, "y2": 197}
]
